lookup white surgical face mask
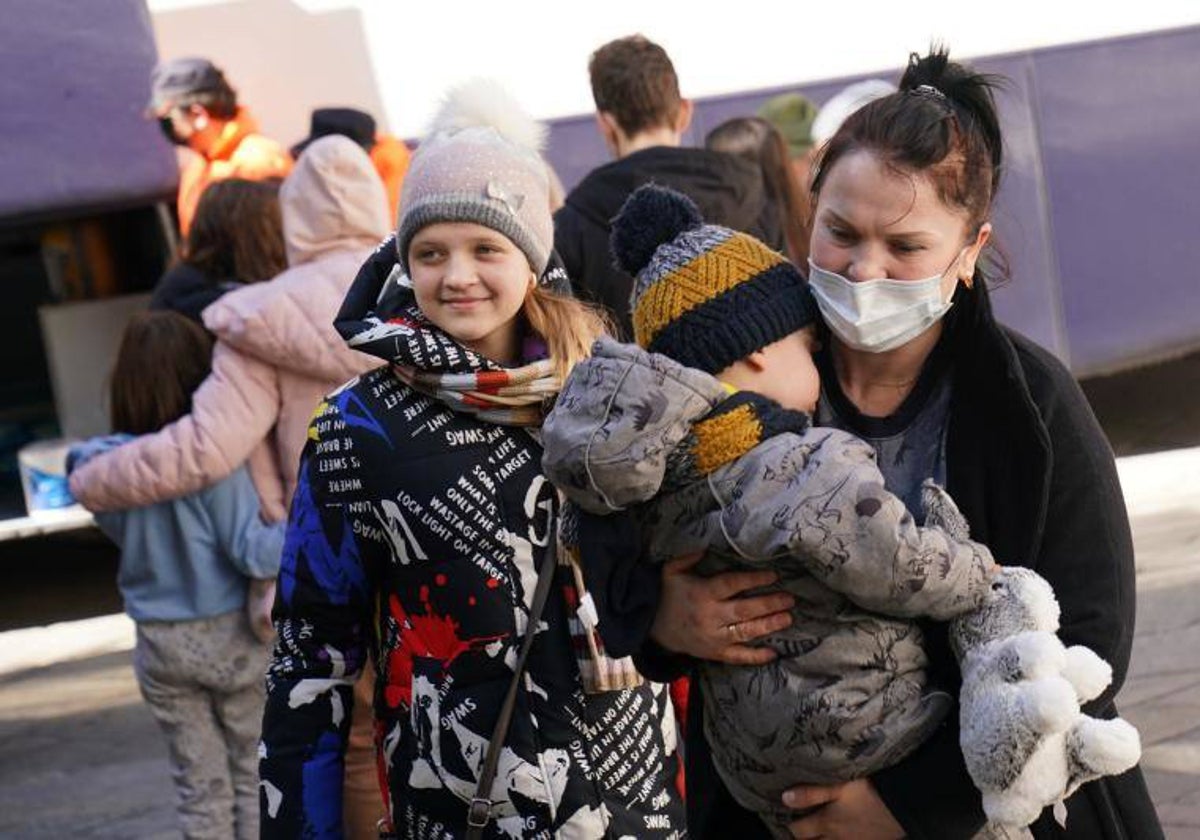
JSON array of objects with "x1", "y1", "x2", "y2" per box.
[{"x1": 807, "y1": 258, "x2": 957, "y2": 353}]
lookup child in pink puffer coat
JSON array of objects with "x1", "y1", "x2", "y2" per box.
[{"x1": 69, "y1": 134, "x2": 392, "y2": 840}]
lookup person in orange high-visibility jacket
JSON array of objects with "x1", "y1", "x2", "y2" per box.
[
  {"x1": 148, "y1": 58, "x2": 292, "y2": 236},
  {"x1": 368, "y1": 133, "x2": 410, "y2": 226}
]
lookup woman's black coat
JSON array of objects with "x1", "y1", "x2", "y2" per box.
[{"x1": 588, "y1": 282, "x2": 1162, "y2": 839}]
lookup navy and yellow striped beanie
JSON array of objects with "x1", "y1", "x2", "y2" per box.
[{"x1": 612, "y1": 184, "x2": 818, "y2": 374}]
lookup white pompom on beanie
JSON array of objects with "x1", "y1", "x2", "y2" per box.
[{"x1": 395, "y1": 79, "x2": 553, "y2": 274}]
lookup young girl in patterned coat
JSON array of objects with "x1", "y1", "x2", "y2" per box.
[{"x1": 259, "y1": 81, "x2": 685, "y2": 839}]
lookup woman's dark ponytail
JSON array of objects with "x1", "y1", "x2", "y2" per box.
[{"x1": 899, "y1": 46, "x2": 1005, "y2": 199}]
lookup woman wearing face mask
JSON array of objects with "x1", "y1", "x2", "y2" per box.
[{"x1": 635, "y1": 49, "x2": 1163, "y2": 840}]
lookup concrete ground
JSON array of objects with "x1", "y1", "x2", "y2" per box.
[
  {"x1": 1111, "y1": 447, "x2": 1200, "y2": 838},
  {"x1": 0, "y1": 445, "x2": 1197, "y2": 838}
]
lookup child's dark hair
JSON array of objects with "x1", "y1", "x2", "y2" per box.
[
  {"x1": 184, "y1": 177, "x2": 287, "y2": 284},
  {"x1": 110, "y1": 311, "x2": 214, "y2": 435},
  {"x1": 812, "y1": 47, "x2": 1004, "y2": 239}
]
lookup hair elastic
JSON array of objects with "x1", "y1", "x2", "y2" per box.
[{"x1": 912, "y1": 84, "x2": 949, "y2": 103}]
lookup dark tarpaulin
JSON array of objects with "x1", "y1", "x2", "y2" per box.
[{"x1": 0, "y1": 0, "x2": 178, "y2": 222}]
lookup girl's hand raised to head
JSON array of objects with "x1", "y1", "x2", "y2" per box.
[{"x1": 650, "y1": 553, "x2": 794, "y2": 664}]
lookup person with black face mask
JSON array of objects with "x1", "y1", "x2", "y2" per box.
[
  {"x1": 146, "y1": 57, "x2": 292, "y2": 237},
  {"x1": 157, "y1": 110, "x2": 190, "y2": 146}
]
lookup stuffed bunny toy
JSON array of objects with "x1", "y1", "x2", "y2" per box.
[
  {"x1": 914, "y1": 481, "x2": 1142, "y2": 830},
  {"x1": 947, "y1": 565, "x2": 1142, "y2": 828}
]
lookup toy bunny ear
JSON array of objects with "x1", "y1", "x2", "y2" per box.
[
  {"x1": 920, "y1": 479, "x2": 970, "y2": 540},
  {"x1": 948, "y1": 608, "x2": 985, "y2": 662}
]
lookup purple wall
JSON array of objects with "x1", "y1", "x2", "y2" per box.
[
  {"x1": 545, "y1": 26, "x2": 1200, "y2": 377},
  {"x1": 0, "y1": 0, "x2": 178, "y2": 223},
  {"x1": 1033, "y1": 28, "x2": 1200, "y2": 375}
]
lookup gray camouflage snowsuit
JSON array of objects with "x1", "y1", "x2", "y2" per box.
[{"x1": 542, "y1": 337, "x2": 996, "y2": 833}]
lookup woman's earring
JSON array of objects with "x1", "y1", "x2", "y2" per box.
[{"x1": 956, "y1": 246, "x2": 975, "y2": 289}]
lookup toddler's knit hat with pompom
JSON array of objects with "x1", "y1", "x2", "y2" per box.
[
  {"x1": 612, "y1": 184, "x2": 818, "y2": 375},
  {"x1": 396, "y1": 78, "x2": 553, "y2": 274}
]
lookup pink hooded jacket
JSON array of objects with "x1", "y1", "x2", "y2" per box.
[{"x1": 69, "y1": 135, "x2": 390, "y2": 522}]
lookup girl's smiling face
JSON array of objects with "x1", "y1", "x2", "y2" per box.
[{"x1": 408, "y1": 222, "x2": 533, "y2": 364}]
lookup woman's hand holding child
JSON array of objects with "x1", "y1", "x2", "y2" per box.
[{"x1": 651, "y1": 553, "x2": 795, "y2": 665}]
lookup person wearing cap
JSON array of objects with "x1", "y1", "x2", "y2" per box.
[
  {"x1": 757, "y1": 91, "x2": 818, "y2": 188},
  {"x1": 810, "y1": 78, "x2": 897, "y2": 149},
  {"x1": 292, "y1": 107, "x2": 411, "y2": 226},
  {"x1": 148, "y1": 57, "x2": 292, "y2": 236},
  {"x1": 758, "y1": 83, "x2": 895, "y2": 192}
]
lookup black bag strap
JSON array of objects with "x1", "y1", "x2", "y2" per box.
[{"x1": 464, "y1": 536, "x2": 558, "y2": 839}]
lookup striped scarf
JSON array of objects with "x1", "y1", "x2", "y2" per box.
[
  {"x1": 391, "y1": 357, "x2": 559, "y2": 427},
  {"x1": 558, "y1": 503, "x2": 645, "y2": 694},
  {"x1": 339, "y1": 279, "x2": 560, "y2": 426}
]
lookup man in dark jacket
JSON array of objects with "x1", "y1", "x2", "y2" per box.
[{"x1": 554, "y1": 35, "x2": 779, "y2": 338}]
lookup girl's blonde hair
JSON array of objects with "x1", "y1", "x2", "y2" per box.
[{"x1": 523, "y1": 285, "x2": 611, "y2": 381}]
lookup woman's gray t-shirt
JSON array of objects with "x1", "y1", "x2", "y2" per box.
[{"x1": 815, "y1": 345, "x2": 953, "y2": 523}]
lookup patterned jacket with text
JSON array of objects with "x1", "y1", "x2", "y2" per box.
[{"x1": 259, "y1": 255, "x2": 685, "y2": 839}]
